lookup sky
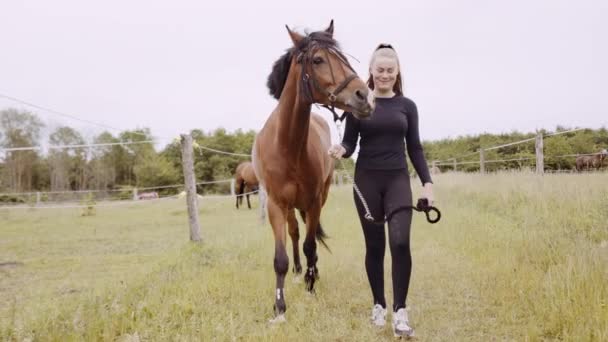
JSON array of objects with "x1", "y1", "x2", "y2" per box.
[{"x1": 1, "y1": 0, "x2": 606, "y2": 147}]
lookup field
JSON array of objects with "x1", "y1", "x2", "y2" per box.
[{"x1": 1, "y1": 172, "x2": 607, "y2": 341}]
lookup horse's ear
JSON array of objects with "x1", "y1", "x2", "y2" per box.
[
  {"x1": 325, "y1": 19, "x2": 334, "y2": 37},
  {"x1": 286, "y1": 25, "x2": 304, "y2": 46}
]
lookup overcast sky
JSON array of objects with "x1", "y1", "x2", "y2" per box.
[{"x1": 1, "y1": 0, "x2": 606, "y2": 146}]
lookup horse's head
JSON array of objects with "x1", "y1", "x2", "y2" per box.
[{"x1": 267, "y1": 20, "x2": 374, "y2": 119}]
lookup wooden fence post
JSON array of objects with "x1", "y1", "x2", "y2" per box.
[
  {"x1": 132, "y1": 188, "x2": 138, "y2": 201},
  {"x1": 432, "y1": 160, "x2": 438, "y2": 174},
  {"x1": 480, "y1": 149, "x2": 486, "y2": 174},
  {"x1": 181, "y1": 134, "x2": 202, "y2": 242},
  {"x1": 452, "y1": 158, "x2": 457, "y2": 172},
  {"x1": 535, "y1": 131, "x2": 544, "y2": 174}
]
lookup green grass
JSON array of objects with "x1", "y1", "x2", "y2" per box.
[{"x1": 1, "y1": 172, "x2": 607, "y2": 341}]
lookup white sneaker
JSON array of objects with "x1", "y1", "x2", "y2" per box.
[
  {"x1": 370, "y1": 304, "x2": 387, "y2": 327},
  {"x1": 392, "y1": 308, "x2": 414, "y2": 338}
]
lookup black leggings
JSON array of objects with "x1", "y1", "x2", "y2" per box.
[{"x1": 353, "y1": 168, "x2": 413, "y2": 312}]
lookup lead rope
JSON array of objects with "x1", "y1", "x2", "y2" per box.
[
  {"x1": 328, "y1": 108, "x2": 441, "y2": 225},
  {"x1": 332, "y1": 117, "x2": 379, "y2": 222}
]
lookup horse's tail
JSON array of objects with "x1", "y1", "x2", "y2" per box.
[{"x1": 316, "y1": 223, "x2": 331, "y2": 253}]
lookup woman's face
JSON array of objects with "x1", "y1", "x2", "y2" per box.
[{"x1": 370, "y1": 56, "x2": 398, "y2": 93}]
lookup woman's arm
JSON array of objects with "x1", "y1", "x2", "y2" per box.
[
  {"x1": 340, "y1": 112, "x2": 360, "y2": 158},
  {"x1": 405, "y1": 101, "x2": 433, "y2": 185}
]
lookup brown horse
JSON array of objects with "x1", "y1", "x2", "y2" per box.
[
  {"x1": 252, "y1": 20, "x2": 374, "y2": 321},
  {"x1": 576, "y1": 149, "x2": 608, "y2": 171},
  {"x1": 234, "y1": 161, "x2": 259, "y2": 209}
]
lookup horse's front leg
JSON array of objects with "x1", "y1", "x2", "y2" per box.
[
  {"x1": 287, "y1": 209, "x2": 302, "y2": 278},
  {"x1": 268, "y1": 198, "x2": 289, "y2": 323}
]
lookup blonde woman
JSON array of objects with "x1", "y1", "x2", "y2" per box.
[{"x1": 328, "y1": 44, "x2": 434, "y2": 337}]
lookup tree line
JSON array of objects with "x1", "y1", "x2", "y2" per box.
[
  {"x1": 421, "y1": 127, "x2": 608, "y2": 172},
  {"x1": 0, "y1": 108, "x2": 255, "y2": 196},
  {"x1": 1, "y1": 108, "x2": 607, "y2": 196}
]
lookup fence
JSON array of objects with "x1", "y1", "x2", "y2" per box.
[{"x1": 428, "y1": 129, "x2": 608, "y2": 174}]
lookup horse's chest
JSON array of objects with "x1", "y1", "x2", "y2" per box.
[{"x1": 266, "y1": 173, "x2": 317, "y2": 208}]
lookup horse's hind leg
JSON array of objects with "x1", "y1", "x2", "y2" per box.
[
  {"x1": 287, "y1": 209, "x2": 302, "y2": 276},
  {"x1": 268, "y1": 198, "x2": 289, "y2": 321},
  {"x1": 247, "y1": 193, "x2": 252, "y2": 209},
  {"x1": 236, "y1": 179, "x2": 245, "y2": 209},
  {"x1": 303, "y1": 202, "x2": 321, "y2": 293}
]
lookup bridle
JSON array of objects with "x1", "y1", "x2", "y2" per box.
[{"x1": 296, "y1": 44, "x2": 358, "y2": 112}]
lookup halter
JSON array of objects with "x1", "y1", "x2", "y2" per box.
[{"x1": 297, "y1": 45, "x2": 358, "y2": 109}]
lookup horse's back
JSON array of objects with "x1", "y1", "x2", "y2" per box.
[{"x1": 236, "y1": 161, "x2": 251, "y2": 174}]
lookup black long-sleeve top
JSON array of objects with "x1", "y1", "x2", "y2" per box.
[{"x1": 340, "y1": 94, "x2": 433, "y2": 185}]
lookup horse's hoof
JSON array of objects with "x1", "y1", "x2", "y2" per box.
[
  {"x1": 269, "y1": 314, "x2": 286, "y2": 324},
  {"x1": 304, "y1": 279, "x2": 315, "y2": 293}
]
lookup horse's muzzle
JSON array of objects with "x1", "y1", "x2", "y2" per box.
[{"x1": 346, "y1": 91, "x2": 374, "y2": 119}]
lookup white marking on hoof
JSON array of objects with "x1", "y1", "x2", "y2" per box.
[
  {"x1": 269, "y1": 314, "x2": 286, "y2": 324},
  {"x1": 393, "y1": 329, "x2": 415, "y2": 338}
]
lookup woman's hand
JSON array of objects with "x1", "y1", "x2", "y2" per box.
[
  {"x1": 421, "y1": 182, "x2": 434, "y2": 206},
  {"x1": 328, "y1": 144, "x2": 346, "y2": 159}
]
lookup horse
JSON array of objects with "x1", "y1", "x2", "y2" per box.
[
  {"x1": 234, "y1": 161, "x2": 259, "y2": 209},
  {"x1": 576, "y1": 149, "x2": 608, "y2": 171},
  {"x1": 252, "y1": 20, "x2": 374, "y2": 322}
]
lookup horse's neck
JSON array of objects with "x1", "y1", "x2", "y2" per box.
[{"x1": 276, "y1": 68, "x2": 311, "y2": 162}]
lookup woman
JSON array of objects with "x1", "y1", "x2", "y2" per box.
[{"x1": 328, "y1": 44, "x2": 434, "y2": 337}]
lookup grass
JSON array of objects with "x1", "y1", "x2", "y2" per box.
[{"x1": 1, "y1": 172, "x2": 607, "y2": 341}]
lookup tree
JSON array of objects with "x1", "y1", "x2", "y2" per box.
[
  {"x1": 87, "y1": 132, "x2": 120, "y2": 190},
  {"x1": 109, "y1": 128, "x2": 156, "y2": 186},
  {"x1": 544, "y1": 135, "x2": 574, "y2": 170},
  {"x1": 48, "y1": 126, "x2": 87, "y2": 190},
  {"x1": 134, "y1": 153, "x2": 180, "y2": 192},
  {"x1": 0, "y1": 108, "x2": 44, "y2": 192},
  {"x1": 191, "y1": 128, "x2": 255, "y2": 193}
]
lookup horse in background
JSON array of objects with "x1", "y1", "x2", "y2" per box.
[
  {"x1": 252, "y1": 20, "x2": 374, "y2": 322},
  {"x1": 234, "y1": 161, "x2": 259, "y2": 209},
  {"x1": 576, "y1": 149, "x2": 608, "y2": 171}
]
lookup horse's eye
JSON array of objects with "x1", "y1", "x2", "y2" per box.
[{"x1": 313, "y1": 56, "x2": 324, "y2": 65}]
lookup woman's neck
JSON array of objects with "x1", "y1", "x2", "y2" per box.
[{"x1": 374, "y1": 89, "x2": 395, "y2": 98}]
